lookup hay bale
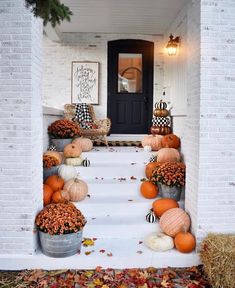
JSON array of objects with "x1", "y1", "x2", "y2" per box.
[{"x1": 200, "y1": 233, "x2": 235, "y2": 288}]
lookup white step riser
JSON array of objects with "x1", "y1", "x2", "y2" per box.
[
  {"x1": 83, "y1": 224, "x2": 160, "y2": 238},
  {"x1": 83, "y1": 151, "x2": 151, "y2": 164},
  {"x1": 76, "y1": 165, "x2": 145, "y2": 179}
]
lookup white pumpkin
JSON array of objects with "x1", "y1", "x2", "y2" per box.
[
  {"x1": 65, "y1": 157, "x2": 83, "y2": 166},
  {"x1": 58, "y1": 164, "x2": 77, "y2": 182},
  {"x1": 72, "y1": 138, "x2": 93, "y2": 152},
  {"x1": 144, "y1": 232, "x2": 174, "y2": 252},
  {"x1": 144, "y1": 145, "x2": 152, "y2": 152},
  {"x1": 64, "y1": 178, "x2": 88, "y2": 202}
]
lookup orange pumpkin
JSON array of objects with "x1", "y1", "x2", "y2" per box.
[
  {"x1": 72, "y1": 138, "x2": 93, "y2": 152},
  {"x1": 174, "y1": 230, "x2": 196, "y2": 253},
  {"x1": 152, "y1": 198, "x2": 179, "y2": 218},
  {"x1": 140, "y1": 181, "x2": 159, "y2": 199},
  {"x1": 45, "y1": 175, "x2": 64, "y2": 192},
  {"x1": 159, "y1": 208, "x2": 191, "y2": 237},
  {"x1": 63, "y1": 143, "x2": 82, "y2": 158},
  {"x1": 161, "y1": 134, "x2": 180, "y2": 149},
  {"x1": 145, "y1": 162, "x2": 163, "y2": 179},
  {"x1": 141, "y1": 135, "x2": 163, "y2": 151},
  {"x1": 157, "y1": 148, "x2": 180, "y2": 162},
  {"x1": 52, "y1": 190, "x2": 70, "y2": 203},
  {"x1": 43, "y1": 184, "x2": 54, "y2": 206}
]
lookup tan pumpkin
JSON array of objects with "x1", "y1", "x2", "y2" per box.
[
  {"x1": 64, "y1": 178, "x2": 88, "y2": 202},
  {"x1": 152, "y1": 198, "x2": 179, "y2": 218},
  {"x1": 63, "y1": 143, "x2": 82, "y2": 158},
  {"x1": 159, "y1": 208, "x2": 191, "y2": 237},
  {"x1": 174, "y1": 230, "x2": 196, "y2": 253},
  {"x1": 161, "y1": 134, "x2": 180, "y2": 149},
  {"x1": 72, "y1": 138, "x2": 93, "y2": 152},
  {"x1": 141, "y1": 135, "x2": 163, "y2": 151},
  {"x1": 157, "y1": 148, "x2": 180, "y2": 162},
  {"x1": 65, "y1": 157, "x2": 83, "y2": 166}
]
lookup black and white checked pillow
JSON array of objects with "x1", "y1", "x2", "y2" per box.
[
  {"x1": 152, "y1": 116, "x2": 171, "y2": 126},
  {"x1": 72, "y1": 103, "x2": 93, "y2": 129}
]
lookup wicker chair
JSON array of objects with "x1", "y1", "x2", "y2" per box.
[{"x1": 64, "y1": 104, "x2": 111, "y2": 146}]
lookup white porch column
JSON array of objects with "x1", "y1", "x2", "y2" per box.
[
  {"x1": 0, "y1": 0, "x2": 43, "y2": 254},
  {"x1": 185, "y1": 0, "x2": 235, "y2": 243}
]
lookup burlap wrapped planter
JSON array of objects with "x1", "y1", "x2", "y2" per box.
[{"x1": 39, "y1": 230, "x2": 83, "y2": 258}]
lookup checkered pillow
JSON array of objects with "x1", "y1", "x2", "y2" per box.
[{"x1": 72, "y1": 103, "x2": 93, "y2": 129}]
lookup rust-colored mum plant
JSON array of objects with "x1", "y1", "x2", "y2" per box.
[
  {"x1": 35, "y1": 203, "x2": 86, "y2": 235},
  {"x1": 151, "y1": 162, "x2": 186, "y2": 188},
  {"x1": 48, "y1": 119, "x2": 80, "y2": 139}
]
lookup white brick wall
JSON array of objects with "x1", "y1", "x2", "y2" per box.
[
  {"x1": 184, "y1": 0, "x2": 201, "y2": 235},
  {"x1": 42, "y1": 33, "x2": 164, "y2": 118},
  {"x1": 0, "y1": 0, "x2": 43, "y2": 254},
  {"x1": 197, "y1": 0, "x2": 235, "y2": 241},
  {"x1": 184, "y1": 0, "x2": 235, "y2": 242}
]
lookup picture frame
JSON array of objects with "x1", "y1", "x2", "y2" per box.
[{"x1": 71, "y1": 61, "x2": 99, "y2": 104}]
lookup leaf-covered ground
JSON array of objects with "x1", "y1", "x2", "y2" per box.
[{"x1": 0, "y1": 266, "x2": 211, "y2": 288}]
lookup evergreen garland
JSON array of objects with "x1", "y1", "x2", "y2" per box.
[{"x1": 25, "y1": 0, "x2": 72, "y2": 27}]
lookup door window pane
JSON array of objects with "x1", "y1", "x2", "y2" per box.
[{"x1": 118, "y1": 53, "x2": 142, "y2": 93}]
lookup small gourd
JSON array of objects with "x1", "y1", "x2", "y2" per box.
[
  {"x1": 145, "y1": 209, "x2": 157, "y2": 223},
  {"x1": 82, "y1": 158, "x2": 90, "y2": 167},
  {"x1": 58, "y1": 164, "x2": 77, "y2": 181}
]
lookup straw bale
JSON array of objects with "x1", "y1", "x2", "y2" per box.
[{"x1": 200, "y1": 233, "x2": 235, "y2": 288}]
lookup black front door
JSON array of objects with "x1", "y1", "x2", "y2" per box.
[{"x1": 108, "y1": 39, "x2": 154, "y2": 134}]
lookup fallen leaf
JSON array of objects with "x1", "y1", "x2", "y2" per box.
[
  {"x1": 139, "y1": 241, "x2": 143, "y2": 244},
  {"x1": 131, "y1": 163, "x2": 137, "y2": 165},
  {"x1": 99, "y1": 249, "x2": 106, "y2": 253},
  {"x1": 137, "y1": 250, "x2": 143, "y2": 254},
  {"x1": 107, "y1": 253, "x2": 113, "y2": 257},
  {"x1": 82, "y1": 238, "x2": 95, "y2": 247},
  {"x1": 130, "y1": 176, "x2": 137, "y2": 180},
  {"x1": 87, "y1": 194, "x2": 91, "y2": 198},
  {"x1": 85, "y1": 250, "x2": 94, "y2": 255},
  {"x1": 128, "y1": 199, "x2": 133, "y2": 202},
  {"x1": 92, "y1": 237, "x2": 97, "y2": 241}
]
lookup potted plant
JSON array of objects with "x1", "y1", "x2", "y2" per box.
[
  {"x1": 151, "y1": 162, "x2": 185, "y2": 201},
  {"x1": 35, "y1": 202, "x2": 86, "y2": 258},
  {"x1": 48, "y1": 119, "x2": 80, "y2": 151},
  {"x1": 43, "y1": 150, "x2": 63, "y2": 180}
]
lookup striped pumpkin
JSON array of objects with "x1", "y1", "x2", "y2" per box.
[
  {"x1": 146, "y1": 209, "x2": 157, "y2": 223},
  {"x1": 82, "y1": 158, "x2": 90, "y2": 167},
  {"x1": 159, "y1": 208, "x2": 190, "y2": 237}
]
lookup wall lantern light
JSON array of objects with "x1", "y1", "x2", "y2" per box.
[{"x1": 166, "y1": 34, "x2": 180, "y2": 56}]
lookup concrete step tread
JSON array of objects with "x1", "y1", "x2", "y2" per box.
[{"x1": 0, "y1": 238, "x2": 200, "y2": 270}]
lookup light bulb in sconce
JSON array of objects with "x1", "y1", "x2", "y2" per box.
[{"x1": 166, "y1": 34, "x2": 180, "y2": 56}]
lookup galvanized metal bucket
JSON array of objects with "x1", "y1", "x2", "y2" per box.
[
  {"x1": 39, "y1": 230, "x2": 83, "y2": 258},
  {"x1": 50, "y1": 138, "x2": 72, "y2": 152},
  {"x1": 159, "y1": 184, "x2": 182, "y2": 201}
]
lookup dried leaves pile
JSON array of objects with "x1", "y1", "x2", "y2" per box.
[
  {"x1": 151, "y1": 162, "x2": 186, "y2": 188},
  {"x1": 0, "y1": 266, "x2": 211, "y2": 288},
  {"x1": 48, "y1": 119, "x2": 80, "y2": 139},
  {"x1": 35, "y1": 203, "x2": 86, "y2": 235}
]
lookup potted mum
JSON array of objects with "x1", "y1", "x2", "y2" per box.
[
  {"x1": 48, "y1": 119, "x2": 80, "y2": 151},
  {"x1": 35, "y1": 202, "x2": 86, "y2": 258},
  {"x1": 151, "y1": 162, "x2": 185, "y2": 201}
]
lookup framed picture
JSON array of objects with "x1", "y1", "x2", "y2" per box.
[{"x1": 71, "y1": 61, "x2": 99, "y2": 104}]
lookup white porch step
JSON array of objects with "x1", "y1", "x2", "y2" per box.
[
  {"x1": 0, "y1": 239, "x2": 200, "y2": 270},
  {"x1": 75, "y1": 163, "x2": 146, "y2": 179},
  {"x1": 83, "y1": 147, "x2": 151, "y2": 163}
]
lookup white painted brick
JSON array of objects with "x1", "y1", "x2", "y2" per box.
[{"x1": 0, "y1": 0, "x2": 43, "y2": 255}]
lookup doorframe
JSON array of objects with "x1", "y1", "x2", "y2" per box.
[{"x1": 107, "y1": 39, "x2": 154, "y2": 134}]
